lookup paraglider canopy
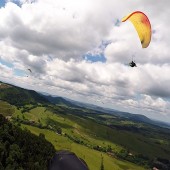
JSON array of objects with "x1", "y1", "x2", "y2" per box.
[
  {"x1": 122, "y1": 11, "x2": 151, "y2": 48},
  {"x1": 28, "y1": 69, "x2": 32, "y2": 73},
  {"x1": 26, "y1": 68, "x2": 32, "y2": 77}
]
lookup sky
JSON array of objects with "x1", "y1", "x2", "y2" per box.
[{"x1": 0, "y1": 0, "x2": 170, "y2": 123}]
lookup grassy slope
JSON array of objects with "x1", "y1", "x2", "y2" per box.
[
  {"x1": 10, "y1": 106, "x2": 146, "y2": 169},
  {"x1": 13, "y1": 107, "x2": 122, "y2": 152},
  {"x1": 2, "y1": 101, "x2": 170, "y2": 169},
  {"x1": 12, "y1": 106, "x2": 170, "y2": 160},
  {"x1": 21, "y1": 124, "x2": 145, "y2": 170},
  {"x1": 59, "y1": 112, "x2": 170, "y2": 159},
  {"x1": 1, "y1": 81, "x2": 170, "y2": 169},
  {"x1": 0, "y1": 100, "x2": 15, "y2": 116},
  {"x1": 0, "y1": 83, "x2": 48, "y2": 106}
]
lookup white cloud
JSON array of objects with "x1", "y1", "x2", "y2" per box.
[
  {"x1": 0, "y1": 63, "x2": 13, "y2": 77},
  {"x1": 1, "y1": 0, "x2": 170, "y2": 122}
]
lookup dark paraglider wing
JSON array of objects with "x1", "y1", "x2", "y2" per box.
[{"x1": 28, "y1": 69, "x2": 32, "y2": 73}]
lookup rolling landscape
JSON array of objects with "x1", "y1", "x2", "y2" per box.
[{"x1": 1, "y1": 81, "x2": 170, "y2": 170}]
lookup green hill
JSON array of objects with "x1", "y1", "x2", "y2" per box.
[
  {"x1": 0, "y1": 114, "x2": 55, "y2": 169},
  {"x1": 44, "y1": 95, "x2": 78, "y2": 107},
  {"x1": 1, "y1": 81, "x2": 170, "y2": 170},
  {"x1": 0, "y1": 82, "x2": 49, "y2": 106}
]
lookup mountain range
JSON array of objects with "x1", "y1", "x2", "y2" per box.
[{"x1": 1, "y1": 80, "x2": 170, "y2": 129}]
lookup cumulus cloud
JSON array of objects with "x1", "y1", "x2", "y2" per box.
[
  {"x1": 0, "y1": 0, "x2": 114, "y2": 61},
  {"x1": 1, "y1": 0, "x2": 170, "y2": 122}
]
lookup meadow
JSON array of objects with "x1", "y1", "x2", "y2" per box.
[
  {"x1": 1, "y1": 82, "x2": 170, "y2": 169},
  {"x1": 0, "y1": 103, "x2": 145, "y2": 170}
]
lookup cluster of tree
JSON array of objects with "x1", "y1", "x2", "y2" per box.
[
  {"x1": 13, "y1": 116, "x2": 63, "y2": 136},
  {"x1": 65, "y1": 133, "x2": 112, "y2": 154},
  {"x1": 152, "y1": 158, "x2": 170, "y2": 170},
  {"x1": 116, "y1": 150, "x2": 170, "y2": 169},
  {"x1": 109, "y1": 124, "x2": 142, "y2": 133},
  {"x1": 56, "y1": 127, "x2": 62, "y2": 134},
  {"x1": 0, "y1": 114, "x2": 56, "y2": 170},
  {"x1": 100, "y1": 155, "x2": 104, "y2": 170},
  {"x1": 21, "y1": 105, "x2": 39, "y2": 113},
  {"x1": 93, "y1": 145, "x2": 112, "y2": 153},
  {"x1": 115, "y1": 149, "x2": 150, "y2": 168},
  {"x1": 65, "y1": 133, "x2": 85, "y2": 145}
]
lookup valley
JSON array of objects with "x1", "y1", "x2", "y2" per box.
[{"x1": 1, "y1": 81, "x2": 170, "y2": 170}]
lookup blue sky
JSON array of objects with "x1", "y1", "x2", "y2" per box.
[
  {"x1": 0, "y1": 0, "x2": 21, "y2": 8},
  {"x1": 0, "y1": 58, "x2": 27, "y2": 77},
  {"x1": 14, "y1": 69, "x2": 27, "y2": 77},
  {"x1": 0, "y1": 0, "x2": 6, "y2": 7},
  {"x1": 84, "y1": 54, "x2": 106, "y2": 63},
  {"x1": 83, "y1": 40, "x2": 111, "y2": 63},
  {"x1": 0, "y1": 58, "x2": 13, "y2": 68}
]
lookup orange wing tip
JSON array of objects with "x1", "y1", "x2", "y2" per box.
[
  {"x1": 121, "y1": 14, "x2": 131, "y2": 22},
  {"x1": 122, "y1": 11, "x2": 146, "y2": 22},
  {"x1": 142, "y1": 44, "x2": 149, "y2": 48}
]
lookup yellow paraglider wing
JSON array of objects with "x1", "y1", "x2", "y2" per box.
[{"x1": 122, "y1": 11, "x2": 151, "y2": 48}]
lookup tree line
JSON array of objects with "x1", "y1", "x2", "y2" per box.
[{"x1": 0, "y1": 114, "x2": 56, "y2": 170}]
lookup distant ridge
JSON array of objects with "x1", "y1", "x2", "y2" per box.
[
  {"x1": 1, "y1": 80, "x2": 170, "y2": 129},
  {"x1": 0, "y1": 81, "x2": 49, "y2": 106},
  {"x1": 43, "y1": 95, "x2": 78, "y2": 107}
]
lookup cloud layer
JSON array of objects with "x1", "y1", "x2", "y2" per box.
[{"x1": 1, "y1": 0, "x2": 170, "y2": 122}]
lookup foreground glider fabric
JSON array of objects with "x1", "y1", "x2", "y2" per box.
[
  {"x1": 48, "y1": 151, "x2": 89, "y2": 170},
  {"x1": 122, "y1": 11, "x2": 151, "y2": 48}
]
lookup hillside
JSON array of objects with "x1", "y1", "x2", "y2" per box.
[
  {"x1": 0, "y1": 82, "x2": 49, "y2": 106},
  {"x1": 1, "y1": 81, "x2": 168, "y2": 128},
  {"x1": 64, "y1": 96, "x2": 170, "y2": 129},
  {"x1": 42, "y1": 95, "x2": 154, "y2": 124},
  {"x1": 1, "y1": 81, "x2": 170, "y2": 170},
  {"x1": 43, "y1": 95, "x2": 79, "y2": 108},
  {"x1": 0, "y1": 114, "x2": 56, "y2": 169}
]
